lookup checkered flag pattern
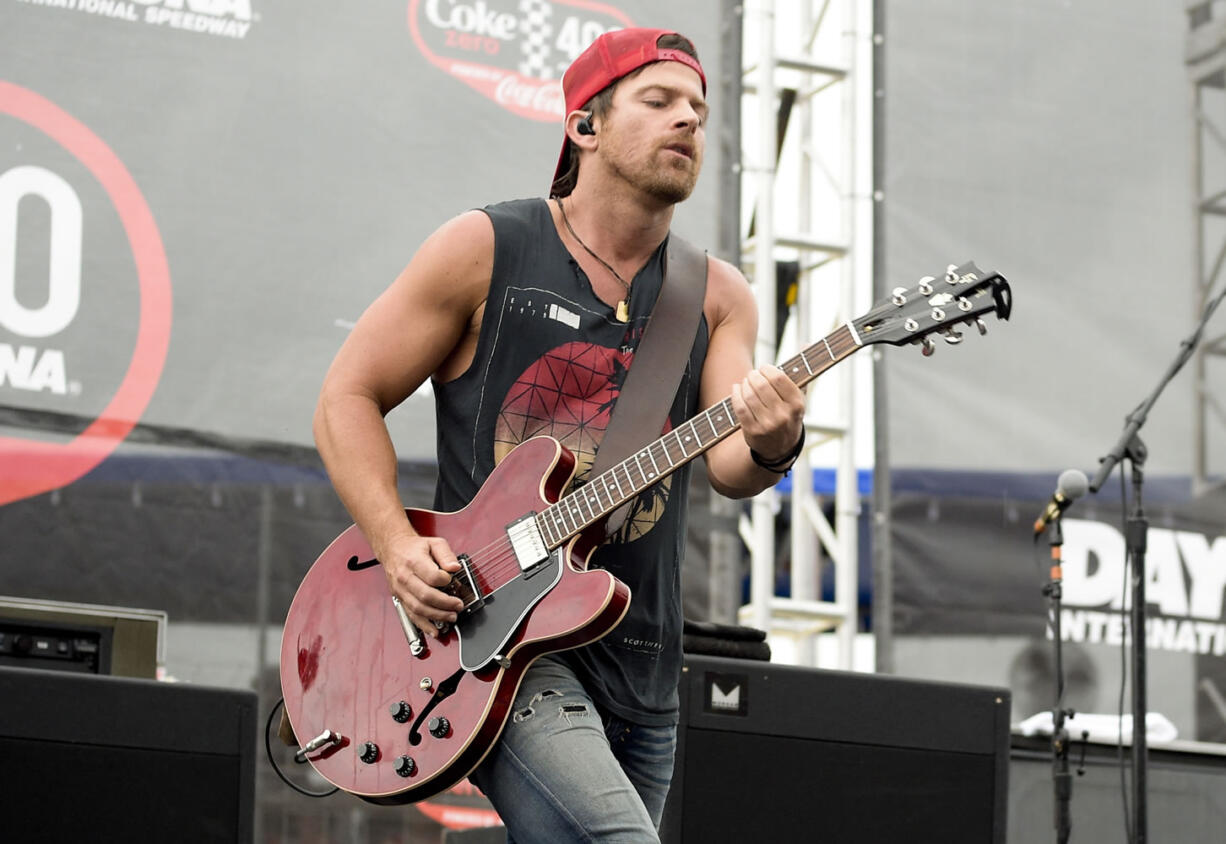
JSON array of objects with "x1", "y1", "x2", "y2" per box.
[{"x1": 518, "y1": 0, "x2": 554, "y2": 79}]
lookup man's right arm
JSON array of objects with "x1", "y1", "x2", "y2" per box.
[{"x1": 313, "y1": 210, "x2": 494, "y2": 635}]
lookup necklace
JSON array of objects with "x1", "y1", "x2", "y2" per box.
[{"x1": 555, "y1": 197, "x2": 631, "y2": 322}]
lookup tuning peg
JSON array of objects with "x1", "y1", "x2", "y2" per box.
[
  {"x1": 976, "y1": 318, "x2": 988, "y2": 336},
  {"x1": 920, "y1": 337, "x2": 936, "y2": 356},
  {"x1": 918, "y1": 276, "x2": 935, "y2": 295},
  {"x1": 942, "y1": 328, "x2": 964, "y2": 345},
  {"x1": 891, "y1": 287, "x2": 908, "y2": 306}
]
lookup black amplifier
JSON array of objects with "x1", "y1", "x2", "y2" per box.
[
  {"x1": 660, "y1": 655, "x2": 1012, "y2": 843},
  {"x1": 0, "y1": 617, "x2": 111, "y2": 673}
]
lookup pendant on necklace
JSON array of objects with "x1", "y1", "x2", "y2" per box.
[{"x1": 616, "y1": 299, "x2": 629, "y2": 322}]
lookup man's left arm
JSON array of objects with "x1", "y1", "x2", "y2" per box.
[{"x1": 700, "y1": 258, "x2": 807, "y2": 499}]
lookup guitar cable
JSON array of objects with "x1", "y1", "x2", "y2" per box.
[{"x1": 264, "y1": 698, "x2": 339, "y2": 798}]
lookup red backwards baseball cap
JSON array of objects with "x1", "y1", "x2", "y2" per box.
[{"x1": 550, "y1": 28, "x2": 706, "y2": 194}]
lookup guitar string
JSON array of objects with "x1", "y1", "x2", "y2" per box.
[
  {"x1": 451, "y1": 334, "x2": 863, "y2": 593},
  {"x1": 449, "y1": 328, "x2": 872, "y2": 592},
  {"x1": 380, "y1": 294, "x2": 991, "y2": 607},
  {"x1": 479, "y1": 303, "x2": 995, "y2": 585},
  {"x1": 465, "y1": 298, "x2": 1011, "y2": 592},
  {"x1": 457, "y1": 434, "x2": 715, "y2": 591},
  {"x1": 455, "y1": 418, "x2": 729, "y2": 590},
  {"x1": 462, "y1": 293, "x2": 1000, "y2": 586}
]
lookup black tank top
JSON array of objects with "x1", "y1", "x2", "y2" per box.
[{"x1": 432, "y1": 197, "x2": 709, "y2": 725}]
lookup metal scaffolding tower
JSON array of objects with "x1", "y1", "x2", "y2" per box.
[
  {"x1": 737, "y1": 0, "x2": 875, "y2": 668},
  {"x1": 1188, "y1": 1, "x2": 1226, "y2": 494}
]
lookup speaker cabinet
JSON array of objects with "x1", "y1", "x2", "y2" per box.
[
  {"x1": 0, "y1": 667, "x2": 257, "y2": 844},
  {"x1": 660, "y1": 656, "x2": 1011, "y2": 843}
]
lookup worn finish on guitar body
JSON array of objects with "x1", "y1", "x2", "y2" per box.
[{"x1": 279, "y1": 437, "x2": 630, "y2": 804}]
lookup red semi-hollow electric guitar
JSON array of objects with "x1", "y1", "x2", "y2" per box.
[{"x1": 280, "y1": 262, "x2": 1011, "y2": 804}]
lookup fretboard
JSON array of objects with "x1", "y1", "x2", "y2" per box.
[{"x1": 535, "y1": 322, "x2": 862, "y2": 548}]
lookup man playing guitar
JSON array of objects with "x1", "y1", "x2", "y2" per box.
[{"x1": 312, "y1": 27, "x2": 806, "y2": 842}]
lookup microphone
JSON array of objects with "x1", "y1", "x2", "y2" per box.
[{"x1": 1033, "y1": 469, "x2": 1089, "y2": 535}]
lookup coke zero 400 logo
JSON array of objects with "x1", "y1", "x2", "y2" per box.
[
  {"x1": 407, "y1": 0, "x2": 634, "y2": 122},
  {"x1": 0, "y1": 83, "x2": 171, "y2": 507}
]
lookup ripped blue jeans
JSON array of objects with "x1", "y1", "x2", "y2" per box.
[{"x1": 468, "y1": 656, "x2": 677, "y2": 843}]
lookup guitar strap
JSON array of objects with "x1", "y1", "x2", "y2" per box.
[{"x1": 589, "y1": 234, "x2": 709, "y2": 535}]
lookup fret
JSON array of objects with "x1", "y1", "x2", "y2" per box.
[
  {"x1": 576, "y1": 486, "x2": 595, "y2": 523},
  {"x1": 616, "y1": 463, "x2": 635, "y2": 500},
  {"x1": 642, "y1": 451, "x2": 662, "y2": 485},
  {"x1": 677, "y1": 425, "x2": 691, "y2": 457},
  {"x1": 537, "y1": 513, "x2": 555, "y2": 547},
  {"x1": 545, "y1": 504, "x2": 562, "y2": 539},
  {"x1": 657, "y1": 440, "x2": 675, "y2": 468},
  {"x1": 583, "y1": 486, "x2": 601, "y2": 520},
  {"x1": 629, "y1": 458, "x2": 644, "y2": 490},
  {"x1": 644, "y1": 448, "x2": 660, "y2": 480},
  {"x1": 565, "y1": 496, "x2": 584, "y2": 530},
  {"x1": 821, "y1": 337, "x2": 836, "y2": 362},
  {"x1": 799, "y1": 351, "x2": 815, "y2": 375},
  {"x1": 610, "y1": 468, "x2": 626, "y2": 499},
  {"x1": 568, "y1": 490, "x2": 587, "y2": 525},
  {"x1": 595, "y1": 478, "x2": 614, "y2": 513},
  {"x1": 557, "y1": 501, "x2": 577, "y2": 536},
  {"x1": 705, "y1": 410, "x2": 718, "y2": 440}
]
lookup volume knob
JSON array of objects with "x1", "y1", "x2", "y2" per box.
[
  {"x1": 389, "y1": 701, "x2": 412, "y2": 723},
  {"x1": 359, "y1": 742, "x2": 379, "y2": 764},
  {"x1": 428, "y1": 716, "x2": 451, "y2": 738},
  {"x1": 394, "y1": 755, "x2": 416, "y2": 777}
]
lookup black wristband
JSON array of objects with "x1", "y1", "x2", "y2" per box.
[{"x1": 750, "y1": 427, "x2": 806, "y2": 474}]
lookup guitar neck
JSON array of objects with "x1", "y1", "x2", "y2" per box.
[{"x1": 535, "y1": 323, "x2": 863, "y2": 548}]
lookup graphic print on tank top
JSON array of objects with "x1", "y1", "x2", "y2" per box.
[{"x1": 492, "y1": 336, "x2": 674, "y2": 545}]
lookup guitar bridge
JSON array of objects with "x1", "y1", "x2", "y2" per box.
[{"x1": 446, "y1": 554, "x2": 484, "y2": 615}]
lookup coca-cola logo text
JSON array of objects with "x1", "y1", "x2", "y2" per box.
[{"x1": 407, "y1": 0, "x2": 633, "y2": 122}]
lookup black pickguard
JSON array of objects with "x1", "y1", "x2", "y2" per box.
[{"x1": 454, "y1": 549, "x2": 564, "y2": 671}]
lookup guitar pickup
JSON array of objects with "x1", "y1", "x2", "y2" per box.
[
  {"x1": 506, "y1": 514, "x2": 549, "y2": 575},
  {"x1": 453, "y1": 554, "x2": 484, "y2": 614}
]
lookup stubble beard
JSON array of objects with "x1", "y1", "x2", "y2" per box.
[{"x1": 612, "y1": 152, "x2": 700, "y2": 205}]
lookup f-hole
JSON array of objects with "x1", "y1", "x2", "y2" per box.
[{"x1": 408, "y1": 668, "x2": 465, "y2": 746}]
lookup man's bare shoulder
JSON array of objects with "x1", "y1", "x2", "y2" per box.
[
  {"x1": 407, "y1": 209, "x2": 495, "y2": 295},
  {"x1": 432, "y1": 208, "x2": 495, "y2": 244},
  {"x1": 702, "y1": 254, "x2": 756, "y2": 328}
]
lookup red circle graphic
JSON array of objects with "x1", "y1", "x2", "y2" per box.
[
  {"x1": 0, "y1": 82, "x2": 172, "y2": 507},
  {"x1": 494, "y1": 341, "x2": 672, "y2": 542}
]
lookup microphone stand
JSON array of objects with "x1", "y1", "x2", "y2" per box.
[
  {"x1": 1044, "y1": 517, "x2": 1074, "y2": 844},
  {"x1": 1086, "y1": 280, "x2": 1226, "y2": 844}
]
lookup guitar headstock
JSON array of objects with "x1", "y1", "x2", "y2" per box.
[{"x1": 853, "y1": 262, "x2": 1011, "y2": 355}]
